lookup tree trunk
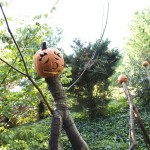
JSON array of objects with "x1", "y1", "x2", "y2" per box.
[{"x1": 45, "y1": 76, "x2": 89, "y2": 150}]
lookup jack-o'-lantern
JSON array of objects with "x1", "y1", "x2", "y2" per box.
[
  {"x1": 142, "y1": 61, "x2": 149, "y2": 67},
  {"x1": 34, "y1": 42, "x2": 64, "y2": 78},
  {"x1": 118, "y1": 74, "x2": 128, "y2": 84}
]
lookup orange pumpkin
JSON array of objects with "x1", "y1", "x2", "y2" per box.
[
  {"x1": 34, "y1": 43, "x2": 64, "y2": 78},
  {"x1": 142, "y1": 61, "x2": 149, "y2": 67},
  {"x1": 118, "y1": 74, "x2": 128, "y2": 84}
]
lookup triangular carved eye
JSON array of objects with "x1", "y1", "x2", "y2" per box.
[
  {"x1": 40, "y1": 52, "x2": 47, "y2": 57},
  {"x1": 39, "y1": 52, "x2": 48, "y2": 61},
  {"x1": 54, "y1": 51, "x2": 57, "y2": 55},
  {"x1": 45, "y1": 58, "x2": 49, "y2": 64},
  {"x1": 55, "y1": 57, "x2": 59, "y2": 60},
  {"x1": 54, "y1": 51, "x2": 61, "y2": 58}
]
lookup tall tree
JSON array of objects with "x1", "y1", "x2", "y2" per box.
[
  {"x1": 126, "y1": 8, "x2": 150, "y2": 59},
  {"x1": 65, "y1": 39, "x2": 120, "y2": 118},
  {"x1": 121, "y1": 8, "x2": 150, "y2": 105}
]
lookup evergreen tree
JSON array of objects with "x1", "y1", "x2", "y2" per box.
[{"x1": 65, "y1": 38, "x2": 121, "y2": 118}]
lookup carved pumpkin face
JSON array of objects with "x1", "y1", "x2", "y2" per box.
[
  {"x1": 34, "y1": 48, "x2": 64, "y2": 78},
  {"x1": 118, "y1": 74, "x2": 128, "y2": 84},
  {"x1": 142, "y1": 61, "x2": 149, "y2": 67}
]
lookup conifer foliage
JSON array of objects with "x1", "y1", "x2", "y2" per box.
[{"x1": 65, "y1": 39, "x2": 121, "y2": 118}]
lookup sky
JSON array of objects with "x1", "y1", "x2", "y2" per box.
[{"x1": 2, "y1": 0, "x2": 150, "y2": 54}]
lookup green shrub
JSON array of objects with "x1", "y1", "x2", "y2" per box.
[
  {"x1": 0, "y1": 107, "x2": 150, "y2": 150},
  {"x1": 135, "y1": 71, "x2": 150, "y2": 105}
]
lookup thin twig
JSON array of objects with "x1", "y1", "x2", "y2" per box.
[
  {"x1": 0, "y1": 57, "x2": 53, "y2": 114},
  {"x1": 67, "y1": 2, "x2": 109, "y2": 91},
  {"x1": 28, "y1": 76, "x2": 53, "y2": 114},
  {"x1": 0, "y1": 57, "x2": 27, "y2": 76},
  {"x1": 0, "y1": 3, "x2": 53, "y2": 115},
  {"x1": 0, "y1": 3, "x2": 28, "y2": 75},
  {"x1": 97, "y1": 2, "x2": 109, "y2": 48},
  {"x1": 1, "y1": 52, "x2": 22, "y2": 84},
  {"x1": 3, "y1": 106, "x2": 31, "y2": 128},
  {"x1": 1, "y1": 38, "x2": 34, "y2": 85},
  {"x1": 1, "y1": 66, "x2": 13, "y2": 84}
]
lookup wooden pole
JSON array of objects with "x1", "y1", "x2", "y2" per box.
[
  {"x1": 45, "y1": 76, "x2": 89, "y2": 150},
  {"x1": 122, "y1": 82, "x2": 137, "y2": 149},
  {"x1": 133, "y1": 106, "x2": 150, "y2": 148},
  {"x1": 146, "y1": 67, "x2": 150, "y2": 83},
  {"x1": 121, "y1": 82, "x2": 150, "y2": 149}
]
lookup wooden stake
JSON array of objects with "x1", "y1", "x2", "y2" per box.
[
  {"x1": 122, "y1": 82, "x2": 137, "y2": 149},
  {"x1": 45, "y1": 76, "x2": 89, "y2": 150},
  {"x1": 121, "y1": 82, "x2": 150, "y2": 149},
  {"x1": 146, "y1": 67, "x2": 150, "y2": 83}
]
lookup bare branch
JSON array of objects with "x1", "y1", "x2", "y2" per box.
[
  {"x1": 67, "y1": 2, "x2": 109, "y2": 91},
  {"x1": 98, "y1": 2, "x2": 109, "y2": 46},
  {"x1": 1, "y1": 52, "x2": 21, "y2": 84},
  {"x1": 1, "y1": 66, "x2": 13, "y2": 84},
  {"x1": 0, "y1": 57, "x2": 27, "y2": 76},
  {"x1": 0, "y1": 57, "x2": 53, "y2": 114},
  {"x1": 1, "y1": 41, "x2": 34, "y2": 84},
  {"x1": 28, "y1": 76, "x2": 54, "y2": 114},
  {"x1": 0, "y1": 4, "x2": 53, "y2": 114},
  {"x1": 0, "y1": 3, "x2": 28, "y2": 75}
]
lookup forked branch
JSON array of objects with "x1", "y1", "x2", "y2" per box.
[{"x1": 0, "y1": 3, "x2": 53, "y2": 115}]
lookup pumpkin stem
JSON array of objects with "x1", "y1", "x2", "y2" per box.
[{"x1": 41, "y1": 42, "x2": 47, "y2": 50}]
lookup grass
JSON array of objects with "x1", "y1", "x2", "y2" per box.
[{"x1": 0, "y1": 99, "x2": 150, "y2": 150}]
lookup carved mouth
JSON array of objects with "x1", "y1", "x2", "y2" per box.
[
  {"x1": 52, "y1": 62, "x2": 58, "y2": 70},
  {"x1": 43, "y1": 70, "x2": 57, "y2": 74}
]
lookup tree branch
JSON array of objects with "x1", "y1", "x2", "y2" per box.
[
  {"x1": 0, "y1": 3, "x2": 28, "y2": 75},
  {"x1": 67, "y1": 2, "x2": 109, "y2": 91},
  {"x1": 0, "y1": 57, "x2": 53, "y2": 114},
  {"x1": 1, "y1": 51, "x2": 24, "y2": 84},
  {"x1": 0, "y1": 4, "x2": 53, "y2": 115},
  {"x1": 28, "y1": 76, "x2": 54, "y2": 114},
  {"x1": 0, "y1": 57, "x2": 27, "y2": 76},
  {"x1": 1, "y1": 39, "x2": 34, "y2": 84}
]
